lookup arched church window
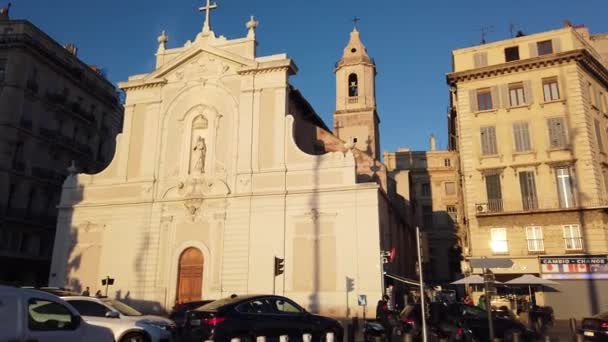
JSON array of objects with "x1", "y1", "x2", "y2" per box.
[{"x1": 348, "y1": 73, "x2": 358, "y2": 97}]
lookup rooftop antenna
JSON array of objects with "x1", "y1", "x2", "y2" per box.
[
  {"x1": 509, "y1": 22, "x2": 515, "y2": 38},
  {"x1": 480, "y1": 25, "x2": 494, "y2": 44}
]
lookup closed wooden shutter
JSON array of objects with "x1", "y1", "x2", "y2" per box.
[
  {"x1": 500, "y1": 84, "x2": 510, "y2": 108},
  {"x1": 528, "y1": 42, "x2": 538, "y2": 58},
  {"x1": 481, "y1": 126, "x2": 498, "y2": 155},
  {"x1": 491, "y1": 86, "x2": 500, "y2": 109},
  {"x1": 513, "y1": 122, "x2": 531, "y2": 152},
  {"x1": 519, "y1": 171, "x2": 538, "y2": 210},
  {"x1": 552, "y1": 38, "x2": 562, "y2": 53},
  {"x1": 523, "y1": 80, "x2": 534, "y2": 105},
  {"x1": 469, "y1": 90, "x2": 479, "y2": 112},
  {"x1": 548, "y1": 117, "x2": 567, "y2": 148},
  {"x1": 485, "y1": 174, "x2": 502, "y2": 200},
  {"x1": 595, "y1": 119, "x2": 604, "y2": 153},
  {"x1": 474, "y1": 52, "x2": 488, "y2": 68}
]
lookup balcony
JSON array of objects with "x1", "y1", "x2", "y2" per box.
[
  {"x1": 476, "y1": 197, "x2": 608, "y2": 216},
  {"x1": 3, "y1": 208, "x2": 57, "y2": 228},
  {"x1": 348, "y1": 96, "x2": 359, "y2": 104},
  {"x1": 526, "y1": 239, "x2": 545, "y2": 254},
  {"x1": 564, "y1": 238, "x2": 584, "y2": 252}
]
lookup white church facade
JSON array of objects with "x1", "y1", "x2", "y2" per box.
[{"x1": 49, "y1": 4, "x2": 413, "y2": 317}]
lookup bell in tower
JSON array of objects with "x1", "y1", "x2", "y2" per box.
[{"x1": 333, "y1": 20, "x2": 380, "y2": 160}]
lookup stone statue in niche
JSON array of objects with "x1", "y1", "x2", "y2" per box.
[{"x1": 192, "y1": 136, "x2": 207, "y2": 173}]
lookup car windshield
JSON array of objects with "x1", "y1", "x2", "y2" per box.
[{"x1": 104, "y1": 300, "x2": 142, "y2": 316}]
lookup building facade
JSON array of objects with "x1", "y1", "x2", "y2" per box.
[
  {"x1": 448, "y1": 22, "x2": 608, "y2": 318},
  {"x1": 49, "y1": 8, "x2": 414, "y2": 317},
  {"x1": 0, "y1": 10, "x2": 123, "y2": 286},
  {"x1": 384, "y1": 140, "x2": 463, "y2": 284}
]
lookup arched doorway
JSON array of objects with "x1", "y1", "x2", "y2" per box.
[{"x1": 176, "y1": 247, "x2": 204, "y2": 304}]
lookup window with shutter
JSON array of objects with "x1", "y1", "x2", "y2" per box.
[
  {"x1": 547, "y1": 117, "x2": 567, "y2": 149},
  {"x1": 477, "y1": 88, "x2": 493, "y2": 111},
  {"x1": 595, "y1": 119, "x2": 604, "y2": 153},
  {"x1": 480, "y1": 126, "x2": 498, "y2": 155},
  {"x1": 485, "y1": 173, "x2": 503, "y2": 212},
  {"x1": 473, "y1": 52, "x2": 488, "y2": 68},
  {"x1": 519, "y1": 171, "x2": 538, "y2": 210},
  {"x1": 542, "y1": 78, "x2": 560, "y2": 102},
  {"x1": 490, "y1": 228, "x2": 508, "y2": 253},
  {"x1": 508, "y1": 83, "x2": 525, "y2": 107},
  {"x1": 537, "y1": 40, "x2": 553, "y2": 55},
  {"x1": 513, "y1": 122, "x2": 531, "y2": 152},
  {"x1": 525, "y1": 226, "x2": 544, "y2": 252}
]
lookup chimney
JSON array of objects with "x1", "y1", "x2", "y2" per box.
[
  {"x1": 430, "y1": 134, "x2": 437, "y2": 151},
  {"x1": 64, "y1": 43, "x2": 78, "y2": 57}
]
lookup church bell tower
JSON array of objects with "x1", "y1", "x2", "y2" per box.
[{"x1": 333, "y1": 24, "x2": 380, "y2": 160}]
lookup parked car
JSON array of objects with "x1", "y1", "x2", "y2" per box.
[
  {"x1": 62, "y1": 295, "x2": 176, "y2": 342},
  {"x1": 580, "y1": 311, "x2": 608, "y2": 341},
  {"x1": 400, "y1": 303, "x2": 535, "y2": 341},
  {"x1": 0, "y1": 286, "x2": 114, "y2": 342},
  {"x1": 170, "y1": 300, "x2": 215, "y2": 328},
  {"x1": 182, "y1": 294, "x2": 343, "y2": 341}
]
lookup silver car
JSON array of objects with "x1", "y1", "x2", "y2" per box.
[{"x1": 63, "y1": 296, "x2": 176, "y2": 342}]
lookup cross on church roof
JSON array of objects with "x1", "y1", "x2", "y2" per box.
[
  {"x1": 352, "y1": 16, "x2": 360, "y2": 30},
  {"x1": 199, "y1": 0, "x2": 218, "y2": 33}
]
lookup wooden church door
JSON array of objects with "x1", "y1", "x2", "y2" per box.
[{"x1": 176, "y1": 247, "x2": 204, "y2": 304}]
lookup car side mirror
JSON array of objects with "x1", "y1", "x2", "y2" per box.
[{"x1": 105, "y1": 311, "x2": 120, "y2": 318}]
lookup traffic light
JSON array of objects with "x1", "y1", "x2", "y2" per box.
[
  {"x1": 274, "y1": 257, "x2": 284, "y2": 276},
  {"x1": 346, "y1": 277, "x2": 355, "y2": 292}
]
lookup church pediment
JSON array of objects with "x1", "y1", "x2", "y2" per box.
[{"x1": 148, "y1": 45, "x2": 254, "y2": 82}]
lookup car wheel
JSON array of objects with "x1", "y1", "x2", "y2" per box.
[{"x1": 120, "y1": 332, "x2": 148, "y2": 342}]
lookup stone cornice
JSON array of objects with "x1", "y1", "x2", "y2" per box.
[
  {"x1": 447, "y1": 49, "x2": 608, "y2": 87},
  {"x1": 238, "y1": 59, "x2": 297, "y2": 76},
  {"x1": 118, "y1": 78, "x2": 167, "y2": 91}
]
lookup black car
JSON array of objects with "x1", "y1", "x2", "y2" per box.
[
  {"x1": 170, "y1": 300, "x2": 215, "y2": 327},
  {"x1": 181, "y1": 294, "x2": 343, "y2": 342},
  {"x1": 579, "y1": 311, "x2": 608, "y2": 341},
  {"x1": 400, "y1": 303, "x2": 534, "y2": 341}
]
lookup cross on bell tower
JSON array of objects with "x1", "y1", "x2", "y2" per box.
[
  {"x1": 199, "y1": 0, "x2": 218, "y2": 34},
  {"x1": 333, "y1": 23, "x2": 380, "y2": 160}
]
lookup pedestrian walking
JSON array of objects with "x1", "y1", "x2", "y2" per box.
[{"x1": 477, "y1": 294, "x2": 487, "y2": 310}]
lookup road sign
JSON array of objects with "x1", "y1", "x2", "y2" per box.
[
  {"x1": 470, "y1": 258, "x2": 514, "y2": 269},
  {"x1": 357, "y1": 294, "x2": 367, "y2": 306}
]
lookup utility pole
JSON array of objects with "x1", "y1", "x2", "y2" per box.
[
  {"x1": 416, "y1": 227, "x2": 428, "y2": 342},
  {"x1": 483, "y1": 268, "x2": 496, "y2": 340}
]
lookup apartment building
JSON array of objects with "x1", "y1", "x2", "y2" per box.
[
  {"x1": 0, "y1": 9, "x2": 123, "y2": 286},
  {"x1": 447, "y1": 22, "x2": 608, "y2": 318},
  {"x1": 384, "y1": 138, "x2": 463, "y2": 284}
]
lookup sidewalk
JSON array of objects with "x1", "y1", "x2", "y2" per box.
[{"x1": 543, "y1": 319, "x2": 577, "y2": 341}]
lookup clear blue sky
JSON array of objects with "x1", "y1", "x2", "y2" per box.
[{"x1": 9, "y1": 0, "x2": 606, "y2": 152}]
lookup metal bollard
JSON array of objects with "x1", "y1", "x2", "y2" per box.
[
  {"x1": 439, "y1": 338, "x2": 449, "y2": 342},
  {"x1": 230, "y1": 339, "x2": 241, "y2": 342},
  {"x1": 402, "y1": 333, "x2": 413, "y2": 342},
  {"x1": 325, "y1": 332, "x2": 335, "y2": 342},
  {"x1": 302, "y1": 333, "x2": 312, "y2": 342},
  {"x1": 347, "y1": 324, "x2": 354, "y2": 342},
  {"x1": 544, "y1": 336, "x2": 551, "y2": 342},
  {"x1": 279, "y1": 335, "x2": 289, "y2": 342},
  {"x1": 570, "y1": 318, "x2": 578, "y2": 335},
  {"x1": 256, "y1": 337, "x2": 266, "y2": 342},
  {"x1": 374, "y1": 337, "x2": 382, "y2": 342},
  {"x1": 576, "y1": 334, "x2": 584, "y2": 342}
]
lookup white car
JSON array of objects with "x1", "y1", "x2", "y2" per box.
[
  {"x1": 0, "y1": 286, "x2": 114, "y2": 342},
  {"x1": 62, "y1": 296, "x2": 176, "y2": 342}
]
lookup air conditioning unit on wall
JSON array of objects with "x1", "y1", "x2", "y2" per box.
[{"x1": 476, "y1": 203, "x2": 488, "y2": 214}]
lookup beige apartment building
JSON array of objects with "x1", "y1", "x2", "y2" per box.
[
  {"x1": 447, "y1": 22, "x2": 608, "y2": 318},
  {"x1": 0, "y1": 9, "x2": 123, "y2": 285},
  {"x1": 384, "y1": 140, "x2": 463, "y2": 284}
]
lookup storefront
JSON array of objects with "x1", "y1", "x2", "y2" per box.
[{"x1": 540, "y1": 255, "x2": 608, "y2": 319}]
